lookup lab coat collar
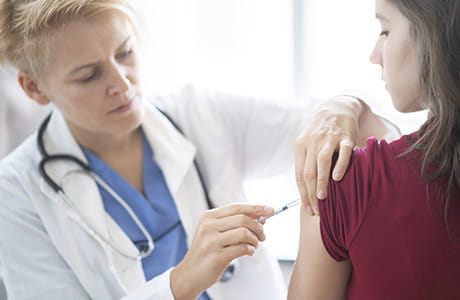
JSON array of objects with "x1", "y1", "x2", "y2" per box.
[
  {"x1": 141, "y1": 104, "x2": 204, "y2": 248},
  {"x1": 38, "y1": 110, "x2": 140, "y2": 268},
  {"x1": 38, "y1": 103, "x2": 199, "y2": 215},
  {"x1": 38, "y1": 110, "x2": 103, "y2": 217},
  {"x1": 141, "y1": 104, "x2": 197, "y2": 198}
]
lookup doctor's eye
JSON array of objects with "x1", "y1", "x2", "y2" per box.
[
  {"x1": 380, "y1": 30, "x2": 389, "y2": 37},
  {"x1": 116, "y1": 49, "x2": 133, "y2": 61},
  {"x1": 79, "y1": 71, "x2": 100, "y2": 83}
]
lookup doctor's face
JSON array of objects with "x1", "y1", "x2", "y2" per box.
[
  {"x1": 369, "y1": 0, "x2": 422, "y2": 112},
  {"x1": 36, "y1": 13, "x2": 144, "y2": 140}
]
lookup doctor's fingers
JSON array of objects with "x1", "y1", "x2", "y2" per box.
[
  {"x1": 298, "y1": 132, "x2": 343, "y2": 215},
  {"x1": 306, "y1": 137, "x2": 354, "y2": 212},
  {"x1": 222, "y1": 243, "x2": 258, "y2": 260},
  {"x1": 295, "y1": 138, "x2": 310, "y2": 213},
  {"x1": 206, "y1": 203, "x2": 274, "y2": 219},
  {"x1": 332, "y1": 138, "x2": 354, "y2": 181},
  {"x1": 197, "y1": 242, "x2": 257, "y2": 276},
  {"x1": 195, "y1": 214, "x2": 265, "y2": 243},
  {"x1": 296, "y1": 128, "x2": 323, "y2": 216},
  {"x1": 214, "y1": 214, "x2": 266, "y2": 242},
  {"x1": 303, "y1": 148, "x2": 320, "y2": 215},
  {"x1": 216, "y1": 227, "x2": 260, "y2": 250}
]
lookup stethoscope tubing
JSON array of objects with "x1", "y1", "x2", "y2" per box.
[
  {"x1": 37, "y1": 114, "x2": 153, "y2": 260},
  {"x1": 36, "y1": 110, "x2": 236, "y2": 281}
]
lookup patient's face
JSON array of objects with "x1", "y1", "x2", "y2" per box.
[{"x1": 370, "y1": 0, "x2": 422, "y2": 113}]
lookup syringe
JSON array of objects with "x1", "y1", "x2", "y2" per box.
[{"x1": 258, "y1": 198, "x2": 301, "y2": 222}]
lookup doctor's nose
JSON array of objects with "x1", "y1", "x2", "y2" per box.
[{"x1": 107, "y1": 65, "x2": 132, "y2": 96}]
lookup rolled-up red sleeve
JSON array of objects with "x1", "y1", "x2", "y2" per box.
[{"x1": 319, "y1": 139, "x2": 377, "y2": 261}]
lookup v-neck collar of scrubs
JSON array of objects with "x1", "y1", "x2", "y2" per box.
[{"x1": 81, "y1": 130, "x2": 188, "y2": 280}]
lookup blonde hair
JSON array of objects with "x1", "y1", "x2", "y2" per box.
[{"x1": 0, "y1": 0, "x2": 137, "y2": 76}]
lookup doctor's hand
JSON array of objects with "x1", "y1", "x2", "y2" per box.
[
  {"x1": 295, "y1": 94, "x2": 400, "y2": 215},
  {"x1": 295, "y1": 95, "x2": 363, "y2": 216},
  {"x1": 170, "y1": 204, "x2": 274, "y2": 300}
]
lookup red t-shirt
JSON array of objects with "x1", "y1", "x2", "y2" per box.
[{"x1": 319, "y1": 133, "x2": 460, "y2": 300}]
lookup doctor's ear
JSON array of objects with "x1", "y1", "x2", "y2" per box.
[{"x1": 18, "y1": 71, "x2": 51, "y2": 105}]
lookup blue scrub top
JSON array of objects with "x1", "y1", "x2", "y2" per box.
[{"x1": 82, "y1": 131, "x2": 210, "y2": 300}]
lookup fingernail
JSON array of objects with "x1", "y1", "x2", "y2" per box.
[
  {"x1": 317, "y1": 190, "x2": 326, "y2": 199},
  {"x1": 333, "y1": 171, "x2": 341, "y2": 180},
  {"x1": 306, "y1": 206, "x2": 314, "y2": 215},
  {"x1": 263, "y1": 206, "x2": 274, "y2": 214},
  {"x1": 312, "y1": 206, "x2": 320, "y2": 215}
]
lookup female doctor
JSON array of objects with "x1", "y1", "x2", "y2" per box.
[{"x1": 0, "y1": 0, "x2": 398, "y2": 299}]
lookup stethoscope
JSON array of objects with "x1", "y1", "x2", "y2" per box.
[{"x1": 38, "y1": 109, "x2": 236, "y2": 281}]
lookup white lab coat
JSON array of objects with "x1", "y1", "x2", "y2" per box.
[{"x1": 0, "y1": 86, "x2": 310, "y2": 300}]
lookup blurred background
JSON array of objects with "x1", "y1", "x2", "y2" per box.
[{"x1": 0, "y1": 0, "x2": 427, "y2": 296}]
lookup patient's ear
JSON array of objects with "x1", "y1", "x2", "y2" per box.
[{"x1": 17, "y1": 71, "x2": 50, "y2": 105}]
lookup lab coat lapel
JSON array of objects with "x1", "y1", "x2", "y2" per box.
[
  {"x1": 38, "y1": 110, "x2": 139, "y2": 262},
  {"x1": 142, "y1": 105, "x2": 209, "y2": 243}
]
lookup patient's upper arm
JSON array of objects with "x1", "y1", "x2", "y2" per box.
[{"x1": 287, "y1": 211, "x2": 351, "y2": 300}]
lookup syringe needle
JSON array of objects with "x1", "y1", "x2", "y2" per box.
[{"x1": 258, "y1": 198, "x2": 300, "y2": 222}]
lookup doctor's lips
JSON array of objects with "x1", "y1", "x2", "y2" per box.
[{"x1": 110, "y1": 96, "x2": 136, "y2": 113}]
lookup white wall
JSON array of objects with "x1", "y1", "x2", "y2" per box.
[
  {"x1": 0, "y1": 67, "x2": 51, "y2": 158},
  {"x1": 133, "y1": 0, "x2": 427, "y2": 131},
  {"x1": 299, "y1": 0, "x2": 426, "y2": 133},
  {"x1": 133, "y1": 0, "x2": 295, "y2": 101}
]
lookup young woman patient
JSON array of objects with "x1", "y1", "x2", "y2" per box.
[{"x1": 288, "y1": 0, "x2": 460, "y2": 299}]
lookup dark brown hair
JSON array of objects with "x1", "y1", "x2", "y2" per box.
[{"x1": 391, "y1": 0, "x2": 460, "y2": 227}]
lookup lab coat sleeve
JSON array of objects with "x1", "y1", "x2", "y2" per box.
[
  {"x1": 226, "y1": 90, "x2": 401, "y2": 178},
  {"x1": 219, "y1": 94, "x2": 310, "y2": 178},
  {"x1": 0, "y1": 176, "x2": 90, "y2": 300},
  {"x1": 120, "y1": 269, "x2": 174, "y2": 300},
  {"x1": 153, "y1": 85, "x2": 312, "y2": 180},
  {"x1": 187, "y1": 88, "x2": 399, "y2": 178}
]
